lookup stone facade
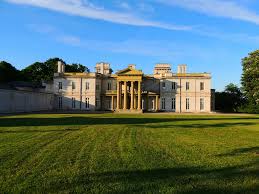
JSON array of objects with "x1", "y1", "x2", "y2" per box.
[
  {"x1": 0, "y1": 89, "x2": 54, "y2": 113},
  {"x1": 53, "y1": 62, "x2": 213, "y2": 113}
]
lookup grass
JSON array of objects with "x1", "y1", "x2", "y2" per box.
[{"x1": 0, "y1": 113, "x2": 258, "y2": 194}]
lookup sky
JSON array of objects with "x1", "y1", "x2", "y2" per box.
[{"x1": 1, "y1": 0, "x2": 259, "y2": 91}]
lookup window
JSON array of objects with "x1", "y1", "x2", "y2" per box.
[
  {"x1": 200, "y1": 98, "x2": 204, "y2": 110},
  {"x1": 96, "y1": 84, "x2": 100, "y2": 90},
  {"x1": 108, "y1": 82, "x2": 112, "y2": 90},
  {"x1": 58, "y1": 82, "x2": 62, "y2": 90},
  {"x1": 72, "y1": 82, "x2": 76, "y2": 90},
  {"x1": 85, "y1": 97, "x2": 90, "y2": 109},
  {"x1": 162, "y1": 98, "x2": 166, "y2": 110},
  {"x1": 58, "y1": 97, "x2": 62, "y2": 109},
  {"x1": 72, "y1": 97, "x2": 76, "y2": 108},
  {"x1": 186, "y1": 98, "x2": 190, "y2": 110},
  {"x1": 107, "y1": 100, "x2": 111, "y2": 109},
  {"x1": 86, "y1": 82, "x2": 90, "y2": 90},
  {"x1": 172, "y1": 97, "x2": 176, "y2": 110},
  {"x1": 186, "y1": 82, "x2": 190, "y2": 90},
  {"x1": 172, "y1": 82, "x2": 177, "y2": 90},
  {"x1": 200, "y1": 82, "x2": 204, "y2": 91},
  {"x1": 96, "y1": 97, "x2": 100, "y2": 108},
  {"x1": 162, "y1": 82, "x2": 166, "y2": 88}
]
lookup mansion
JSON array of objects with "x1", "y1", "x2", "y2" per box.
[{"x1": 52, "y1": 61, "x2": 214, "y2": 113}]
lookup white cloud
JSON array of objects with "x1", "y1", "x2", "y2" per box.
[
  {"x1": 157, "y1": 0, "x2": 259, "y2": 25},
  {"x1": 116, "y1": 1, "x2": 131, "y2": 10},
  {"x1": 6, "y1": 0, "x2": 191, "y2": 31},
  {"x1": 57, "y1": 35, "x2": 81, "y2": 46}
]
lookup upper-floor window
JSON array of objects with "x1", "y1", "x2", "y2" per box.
[
  {"x1": 186, "y1": 98, "x2": 190, "y2": 110},
  {"x1": 96, "y1": 84, "x2": 100, "y2": 90},
  {"x1": 86, "y1": 82, "x2": 90, "y2": 90},
  {"x1": 200, "y1": 98, "x2": 204, "y2": 110},
  {"x1": 162, "y1": 82, "x2": 166, "y2": 88},
  {"x1": 172, "y1": 82, "x2": 177, "y2": 90},
  {"x1": 186, "y1": 82, "x2": 190, "y2": 91},
  {"x1": 72, "y1": 82, "x2": 76, "y2": 90},
  {"x1": 200, "y1": 82, "x2": 204, "y2": 91},
  {"x1": 108, "y1": 82, "x2": 112, "y2": 90},
  {"x1": 58, "y1": 82, "x2": 62, "y2": 90}
]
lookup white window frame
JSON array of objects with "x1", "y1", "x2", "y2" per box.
[
  {"x1": 200, "y1": 82, "x2": 204, "y2": 91},
  {"x1": 96, "y1": 84, "x2": 100, "y2": 91},
  {"x1": 58, "y1": 82, "x2": 62, "y2": 90},
  {"x1": 200, "y1": 98, "x2": 204, "y2": 111},
  {"x1": 162, "y1": 82, "x2": 166, "y2": 89},
  {"x1": 186, "y1": 82, "x2": 190, "y2": 91},
  {"x1": 172, "y1": 97, "x2": 176, "y2": 111},
  {"x1": 85, "y1": 97, "x2": 90, "y2": 109},
  {"x1": 72, "y1": 82, "x2": 76, "y2": 90},
  {"x1": 72, "y1": 97, "x2": 76, "y2": 108},
  {"x1": 96, "y1": 97, "x2": 100, "y2": 108},
  {"x1": 58, "y1": 97, "x2": 62, "y2": 109},
  {"x1": 162, "y1": 98, "x2": 166, "y2": 110},
  {"x1": 172, "y1": 82, "x2": 176, "y2": 90},
  {"x1": 186, "y1": 98, "x2": 190, "y2": 110},
  {"x1": 108, "y1": 82, "x2": 112, "y2": 90},
  {"x1": 86, "y1": 82, "x2": 90, "y2": 90}
]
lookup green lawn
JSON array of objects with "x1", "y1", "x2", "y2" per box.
[{"x1": 0, "y1": 113, "x2": 258, "y2": 193}]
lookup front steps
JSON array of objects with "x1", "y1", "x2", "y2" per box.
[{"x1": 114, "y1": 109, "x2": 143, "y2": 114}]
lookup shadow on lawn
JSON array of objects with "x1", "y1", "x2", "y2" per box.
[
  {"x1": 42, "y1": 162, "x2": 259, "y2": 194},
  {"x1": 0, "y1": 116, "x2": 258, "y2": 128},
  {"x1": 217, "y1": 146, "x2": 259, "y2": 156},
  {"x1": 142, "y1": 122, "x2": 257, "y2": 129}
]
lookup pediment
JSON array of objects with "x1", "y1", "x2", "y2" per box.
[{"x1": 116, "y1": 67, "x2": 143, "y2": 76}]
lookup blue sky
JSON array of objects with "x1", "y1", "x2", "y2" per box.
[{"x1": 1, "y1": 0, "x2": 259, "y2": 91}]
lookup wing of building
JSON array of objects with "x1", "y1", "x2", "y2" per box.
[{"x1": 52, "y1": 61, "x2": 215, "y2": 113}]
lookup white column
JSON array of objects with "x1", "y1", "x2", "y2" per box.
[
  {"x1": 123, "y1": 81, "x2": 127, "y2": 110},
  {"x1": 138, "y1": 81, "x2": 141, "y2": 110},
  {"x1": 116, "y1": 81, "x2": 120, "y2": 110},
  {"x1": 130, "y1": 81, "x2": 134, "y2": 110}
]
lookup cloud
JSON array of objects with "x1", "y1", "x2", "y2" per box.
[
  {"x1": 6, "y1": 0, "x2": 191, "y2": 31},
  {"x1": 156, "y1": 0, "x2": 259, "y2": 25},
  {"x1": 116, "y1": 1, "x2": 131, "y2": 10},
  {"x1": 57, "y1": 35, "x2": 81, "y2": 46}
]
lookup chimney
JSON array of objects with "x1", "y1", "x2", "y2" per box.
[
  {"x1": 57, "y1": 61, "x2": 65, "y2": 73},
  {"x1": 177, "y1": 64, "x2": 187, "y2": 73},
  {"x1": 128, "y1": 64, "x2": 136, "y2": 70}
]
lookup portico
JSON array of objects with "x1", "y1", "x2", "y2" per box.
[{"x1": 116, "y1": 65, "x2": 143, "y2": 112}]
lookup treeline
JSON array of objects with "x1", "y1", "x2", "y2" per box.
[
  {"x1": 215, "y1": 50, "x2": 259, "y2": 114},
  {"x1": 0, "y1": 58, "x2": 89, "y2": 85}
]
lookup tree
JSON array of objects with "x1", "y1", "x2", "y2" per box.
[
  {"x1": 215, "y1": 83, "x2": 244, "y2": 112},
  {"x1": 241, "y1": 50, "x2": 259, "y2": 113},
  {"x1": 0, "y1": 61, "x2": 21, "y2": 83},
  {"x1": 21, "y1": 58, "x2": 88, "y2": 85},
  {"x1": 66, "y1": 63, "x2": 88, "y2": 73}
]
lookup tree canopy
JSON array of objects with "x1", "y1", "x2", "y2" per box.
[
  {"x1": 215, "y1": 83, "x2": 245, "y2": 112},
  {"x1": 21, "y1": 58, "x2": 89, "y2": 84},
  {"x1": 241, "y1": 50, "x2": 259, "y2": 113},
  {"x1": 0, "y1": 61, "x2": 21, "y2": 83}
]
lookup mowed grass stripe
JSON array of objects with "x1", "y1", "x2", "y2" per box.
[{"x1": 0, "y1": 114, "x2": 258, "y2": 193}]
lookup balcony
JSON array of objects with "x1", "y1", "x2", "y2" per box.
[{"x1": 105, "y1": 90, "x2": 117, "y2": 95}]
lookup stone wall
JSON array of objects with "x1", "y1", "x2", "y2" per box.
[{"x1": 0, "y1": 89, "x2": 54, "y2": 113}]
